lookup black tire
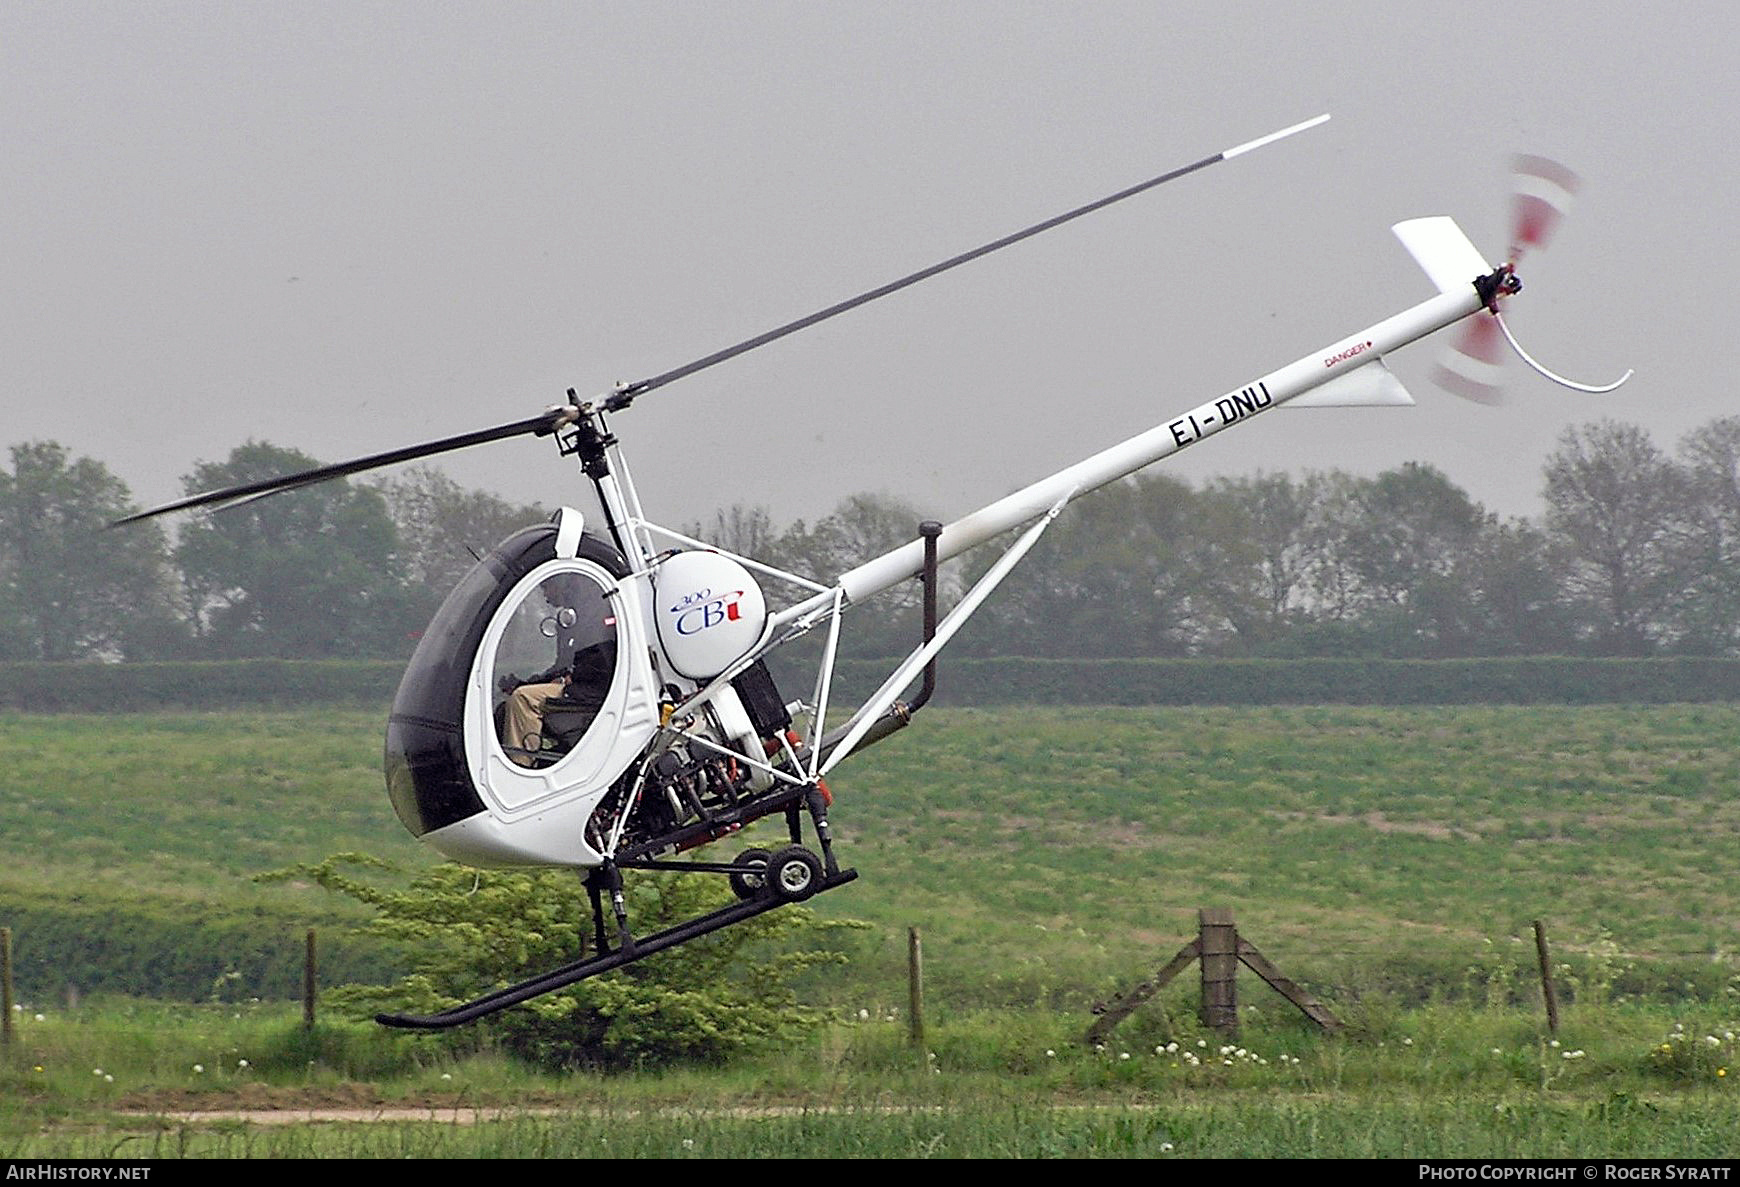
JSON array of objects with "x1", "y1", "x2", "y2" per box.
[
  {"x1": 728, "y1": 848, "x2": 772, "y2": 900},
  {"x1": 765, "y1": 845, "x2": 824, "y2": 903}
]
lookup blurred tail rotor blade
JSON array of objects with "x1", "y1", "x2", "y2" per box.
[
  {"x1": 1431, "y1": 313, "x2": 1507, "y2": 405},
  {"x1": 1429, "y1": 154, "x2": 1610, "y2": 405},
  {"x1": 1510, "y1": 154, "x2": 1579, "y2": 261}
]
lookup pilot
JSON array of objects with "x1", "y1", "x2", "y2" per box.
[
  {"x1": 500, "y1": 576, "x2": 616, "y2": 767},
  {"x1": 500, "y1": 645, "x2": 617, "y2": 766}
]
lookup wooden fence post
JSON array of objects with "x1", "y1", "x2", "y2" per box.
[
  {"x1": 1533, "y1": 919, "x2": 1560, "y2": 1034},
  {"x1": 2, "y1": 927, "x2": 13, "y2": 1047},
  {"x1": 1198, "y1": 908, "x2": 1239, "y2": 1033},
  {"x1": 1089, "y1": 906, "x2": 1340, "y2": 1044},
  {"x1": 908, "y1": 926, "x2": 925, "y2": 1051},
  {"x1": 303, "y1": 928, "x2": 317, "y2": 1029}
]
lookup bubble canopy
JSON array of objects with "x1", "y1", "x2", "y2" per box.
[{"x1": 384, "y1": 523, "x2": 632, "y2": 839}]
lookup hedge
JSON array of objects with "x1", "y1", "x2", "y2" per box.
[
  {"x1": 5, "y1": 656, "x2": 1740, "y2": 713},
  {"x1": 0, "y1": 896, "x2": 403, "y2": 1001},
  {"x1": 0, "y1": 660, "x2": 404, "y2": 712},
  {"x1": 872, "y1": 656, "x2": 1740, "y2": 707}
]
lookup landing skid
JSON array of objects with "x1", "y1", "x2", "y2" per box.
[{"x1": 376, "y1": 865, "x2": 857, "y2": 1031}]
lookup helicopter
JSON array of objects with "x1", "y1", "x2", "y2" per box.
[{"x1": 117, "y1": 116, "x2": 1628, "y2": 1029}]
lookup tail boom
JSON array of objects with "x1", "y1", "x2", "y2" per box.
[{"x1": 812, "y1": 278, "x2": 1487, "y2": 611}]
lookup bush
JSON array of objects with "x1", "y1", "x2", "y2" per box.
[
  {"x1": 1644, "y1": 1021, "x2": 1738, "y2": 1083},
  {"x1": 281, "y1": 854, "x2": 862, "y2": 1070}
]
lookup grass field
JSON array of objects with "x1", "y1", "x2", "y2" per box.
[
  {"x1": 1, "y1": 704, "x2": 1736, "y2": 1156},
  {"x1": 2, "y1": 997, "x2": 1735, "y2": 1157}
]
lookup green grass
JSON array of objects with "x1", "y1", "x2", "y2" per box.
[
  {"x1": 2, "y1": 703, "x2": 1738, "y2": 1156},
  {"x1": 3, "y1": 705, "x2": 1737, "y2": 1005},
  {"x1": 818, "y1": 705, "x2": 1740, "y2": 1007},
  {"x1": 19, "y1": 1099, "x2": 1735, "y2": 1159},
  {"x1": 0, "y1": 709, "x2": 420, "y2": 998},
  {"x1": 0, "y1": 709, "x2": 414, "y2": 895},
  {"x1": 2, "y1": 998, "x2": 1734, "y2": 1157}
]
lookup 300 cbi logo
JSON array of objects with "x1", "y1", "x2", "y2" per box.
[{"x1": 668, "y1": 587, "x2": 746, "y2": 635}]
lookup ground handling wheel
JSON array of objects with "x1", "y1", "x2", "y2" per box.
[
  {"x1": 765, "y1": 845, "x2": 824, "y2": 903},
  {"x1": 728, "y1": 848, "x2": 772, "y2": 901}
]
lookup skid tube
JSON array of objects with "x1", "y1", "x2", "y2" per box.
[{"x1": 376, "y1": 867, "x2": 857, "y2": 1030}]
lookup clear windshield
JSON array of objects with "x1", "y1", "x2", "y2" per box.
[{"x1": 492, "y1": 571, "x2": 619, "y2": 766}]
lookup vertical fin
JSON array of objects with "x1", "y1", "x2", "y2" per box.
[{"x1": 1392, "y1": 217, "x2": 1493, "y2": 296}]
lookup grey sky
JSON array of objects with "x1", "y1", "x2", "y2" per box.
[{"x1": 4, "y1": 2, "x2": 1725, "y2": 537}]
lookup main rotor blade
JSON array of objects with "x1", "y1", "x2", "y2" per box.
[
  {"x1": 111, "y1": 408, "x2": 574, "y2": 526},
  {"x1": 603, "y1": 113, "x2": 1330, "y2": 410}
]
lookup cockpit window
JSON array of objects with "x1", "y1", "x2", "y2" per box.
[{"x1": 493, "y1": 571, "x2": 618, "y2": 768}]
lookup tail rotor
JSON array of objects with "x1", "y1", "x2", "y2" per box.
[{"x1": 1430, "y1": 154, "x2": 1630, "y2": 402}]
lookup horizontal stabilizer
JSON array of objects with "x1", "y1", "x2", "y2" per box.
[
  {"x1": 1287, "y1": 357, "x2": 1415, "y2": 408},
  {"x1": 1392, "y1": 216, "x2": 1492, "y2": 295}
]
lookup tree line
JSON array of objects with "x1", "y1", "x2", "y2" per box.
[
  {"x1": 0, "y1": 442, "x2": 544, "y2": 662},
  {"x1": 3, "y1": 417, "x2": 1737, "y2": 664}
]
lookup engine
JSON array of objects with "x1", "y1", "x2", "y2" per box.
[{"x1": 584, "y1": 658, "x2": 798, "y2": 855}]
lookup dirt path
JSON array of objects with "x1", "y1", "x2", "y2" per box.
[
  {"x1": 129, "y1": 1101, "x2": 948, "y2": 1125},
  {"x1": 137, "y1": 1106, "x2": 571, "y2": 1126}
]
